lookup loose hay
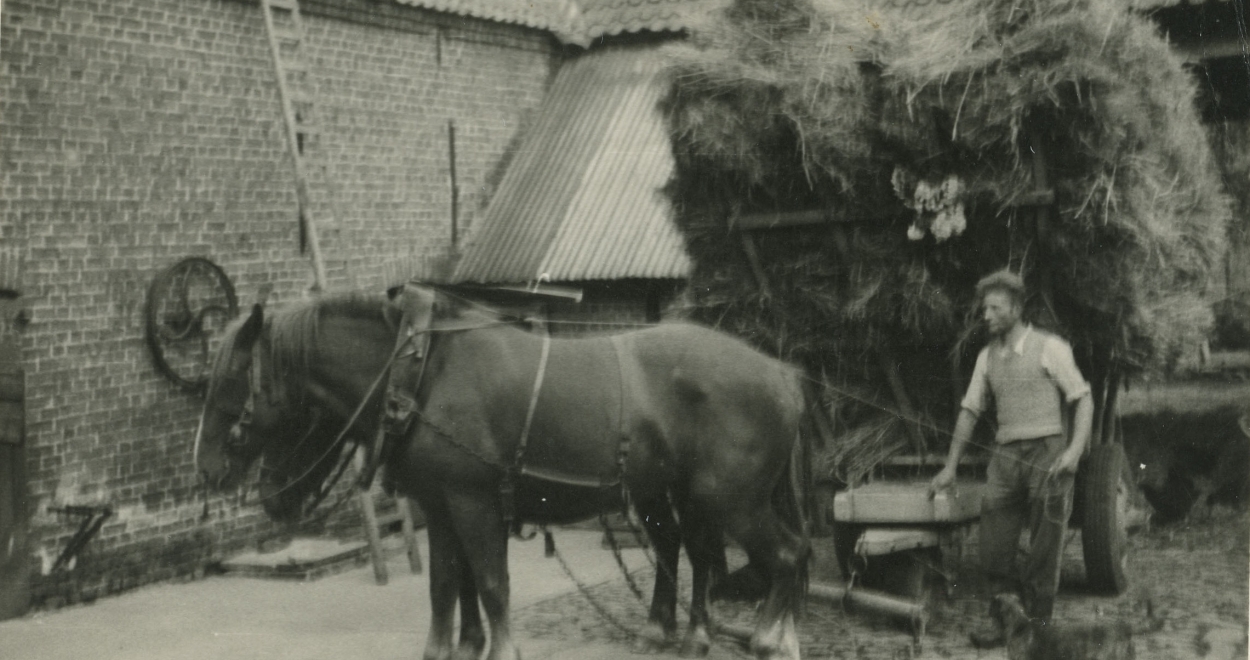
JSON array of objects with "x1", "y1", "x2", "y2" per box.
[{"x1": 662, "y1": 0, "x2": 1233, "y2": 481}]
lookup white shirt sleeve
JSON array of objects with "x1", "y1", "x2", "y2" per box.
[
  {"x1": 1040, "y1": 336, "x2": 1091, "y2": 403},
  {"x1": 960, "y1": 348, "x2": 991, "y2": 415}
]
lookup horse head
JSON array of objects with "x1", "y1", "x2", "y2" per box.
[
  {"x1": 196, "y1": 300, "x2": 345, "y2": 522},
  {"x1": 195, "y1": 303, "x2": 266, "y2": 491}
]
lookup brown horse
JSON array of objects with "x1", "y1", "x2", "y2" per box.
[{"x1": 195, "y1": 285, "x2": 810, "y2": 660}]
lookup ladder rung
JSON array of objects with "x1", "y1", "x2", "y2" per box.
[
  {"x1": 281, "y1": 60, "x2": 309, "y2": 75},
  {"x1": 375, "y1": 512, "x2": 405, "y2": 527},
  {"x1": 269, "y1": 28, "x2": 303, "y2": 44}
]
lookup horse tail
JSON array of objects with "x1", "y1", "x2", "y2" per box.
[{"x1": 779, "y1": 370, "x2": 815, "y2": 614}]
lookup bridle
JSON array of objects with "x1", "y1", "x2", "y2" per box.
[
  {"x1": 212, "y1": 297, "x2": 519, "y2": 516},
  {"x1": 226, "y1": 320, "x2": 414, "y2": 514},
  {"x1": 206, "y1": 335, "x2": 338, "y2": 511}
]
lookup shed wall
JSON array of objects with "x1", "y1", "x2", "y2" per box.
[{"x1": 0, "y1": 0, "x2": 554, "y2": 608}]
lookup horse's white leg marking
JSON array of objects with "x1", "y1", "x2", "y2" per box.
[{"x1": 777, "y1": 612, "x2": 801, "y2": 660}]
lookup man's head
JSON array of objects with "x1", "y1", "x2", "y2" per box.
[{"x1": 975, "y1": 269, "x2": 1025, "y2": 338}]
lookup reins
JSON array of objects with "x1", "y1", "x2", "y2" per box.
[
  {"x1": 241, "y1": 321, "x2": 416, "y2": 510},
  {"x1": 238, "y1": 301, "x2": 519, "y2": 516}
]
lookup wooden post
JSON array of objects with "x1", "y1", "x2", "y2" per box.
[
  {"x1": 808, "y1": 581, "x2": 929, "y2": 629},
  {"x1": 1027, "y1": 128, "x2": 1060, "y2": 328},
  {"x1": 740, "y1": 232, "x2": 772, "y2": 298},
  {"x1": 354, "y1": 448, "x2": 389, "y2": 586},
  {"x1": 398, "y1": 497, "x2": 423, "y2": 574}
]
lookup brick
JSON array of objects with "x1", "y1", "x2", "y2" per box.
[{"x1": 2, "y1": 0, "x2": 553, "y2": 604}]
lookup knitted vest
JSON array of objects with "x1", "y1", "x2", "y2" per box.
[{"x1": 986, "y1": 329, "x2": 1065, "y2": 443}]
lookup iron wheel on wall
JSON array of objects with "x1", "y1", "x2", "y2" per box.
[{"x1": 144, "y1": 257, "x2": 238, "y2": 393}]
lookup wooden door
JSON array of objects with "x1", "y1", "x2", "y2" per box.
[{"x1": 0, "y1": 254, "x2": 28, "y2": 619}]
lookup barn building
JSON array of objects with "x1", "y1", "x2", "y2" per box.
[
  {"x1": 0, "y1": 0, "x2": 1243, "y2": 620},
  {"x1": 0, "y1": 0, "x2": 715, "y2": 617}
]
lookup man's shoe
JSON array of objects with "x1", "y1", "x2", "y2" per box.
[{"x1": 969, "y1": 624, "x2": 1005, "y2": 649}]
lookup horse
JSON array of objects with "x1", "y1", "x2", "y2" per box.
[
  {"x1": 194, "y1": 296, "x2": 490, "y2": 658},
  {"x1": 194, "y1": 285, "x2": 811, "y2": 660}
]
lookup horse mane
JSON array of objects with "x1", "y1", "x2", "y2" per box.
[
  {"x1": 257, "y1": 287, "x2": 518, "y2": 404},
  {"x1": 263, "y1": 292, "x2": 391, "y2": 405}
]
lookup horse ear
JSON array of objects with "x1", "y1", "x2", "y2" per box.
[{"x1": 235, "y1": 303, "x2": 264, "y2": 350}]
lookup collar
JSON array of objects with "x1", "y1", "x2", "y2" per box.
[{"x1": 995, "y1": 324, "x2": 1032, "y2": 356}]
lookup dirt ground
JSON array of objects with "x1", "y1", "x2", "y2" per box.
[
  {"x1": 514, "y1": 504, "x2": 1249, "y2": 660},
  {"x1": 515, "y1": 381, "x2": 1250, "y2": 659}
]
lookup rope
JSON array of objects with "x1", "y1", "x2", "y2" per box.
[
  {"x1": 600, "y1": 513, "x2": 648, "y2": 601},
  {"x1": 548, "y1": 533, "x2": 643, "y2": 641},
  {"x1": 554, "y1": 524, "x2": 753, "y2": 659}
]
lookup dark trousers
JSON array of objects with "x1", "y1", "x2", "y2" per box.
[{"x1": 980, "y1": 435, "x2": 1073, "y2": 620}]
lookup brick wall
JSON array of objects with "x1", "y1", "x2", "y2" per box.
[{"x1": 0, "y1": 0, "x2": 555, "y2": 608}]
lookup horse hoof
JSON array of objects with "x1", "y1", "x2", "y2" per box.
[
  {"x1": 750, "y1": 614, "x2": 801, "y2": 660},
  {"x1": 678, "y1": 634, "x2": 711, "y2": 657},
  {"x1": 631, "y1": 622, "x2": 676, "y2": 655},
  {"x1": 630, "y1": 635, "x2": 669, "y2": 655},
  {"x1": 450, "y1": 646, "x2": 483, "y2": 660}
]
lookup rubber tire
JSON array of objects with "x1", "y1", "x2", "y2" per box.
[{"x1": 1080, "y1": 443, "x2": 1131, "y2": 594}]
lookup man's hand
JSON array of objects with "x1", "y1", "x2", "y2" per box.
[
  {"x1": 928, "y1": 466, "x2": 957, "y2": 499},
  {"x1": 1047, "y1": 448, "x2": 1082, "y2": 479}
]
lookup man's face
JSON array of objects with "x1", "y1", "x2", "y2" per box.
[{"x1": 982, "y1": 290, "x2": 1022, "y2": 338}]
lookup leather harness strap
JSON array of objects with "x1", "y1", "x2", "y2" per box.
[
  {"x1": 513, "y1": 329, "x2": 551, "y2": 470},
  {"x1": 374, "y1": 283, "x2": 638, "y2": 539},
  {"x1": 361, "y1": 285, "x2": 436, "y2": 491},
  {"x1": 609, "y1": 334, "x2": 632, "y2": 512},
  {"x1": 501, "y1": 327, "x2": 551, "y2": 532}
]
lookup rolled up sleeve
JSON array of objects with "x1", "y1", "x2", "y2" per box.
[
  {"x1": 960, "y1": 348, "x2": 991, "y2": 415},
  {"x1": 1041, "y1": 337, "x2": 1091, "y2": 403}
]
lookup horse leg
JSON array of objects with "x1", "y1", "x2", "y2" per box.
[
  {"x1": 454, "y1": 560, "x2": 486, "y2": 660},
  {"x1": 722, "y1": 505, "x2": 807, "y2": 660},
  {"x1": 631, "y1": 495, "x2": 681, "y2": 653},
  {"x1": 678, "y1": 512, "x2": 719, "y2": 658},
  {"x1": 445, "y1": 488, "x2": 519, "y2": 660},
  {"x1": 422, "y1": 500, "x2": 464, "y2": 660}
]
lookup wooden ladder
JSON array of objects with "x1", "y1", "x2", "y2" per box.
[
  {"x1": 259, "y1": 0, "x2": 329, "y2": 291},
  {"x1": 353, "y1": 448, "x2": 424, "y2": 585},
  {"x1": 259, "y1": 0, "x2": 421, "y2": 586}
]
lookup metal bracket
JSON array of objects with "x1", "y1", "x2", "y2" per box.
[{"x1": 47, "y1": 505, "x2": 112, "y2": 572}]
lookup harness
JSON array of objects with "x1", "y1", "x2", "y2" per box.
[{"x1": 381, "y1": 283, "x2": 635, "y2": 536}]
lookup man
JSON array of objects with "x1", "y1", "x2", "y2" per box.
[{"x1": 929, "y1": 269, "x2": 1093, "y2": 647}]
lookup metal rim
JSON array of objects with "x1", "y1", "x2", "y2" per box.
[{"x1": 144, "y1": 257, "x2": 238, "y2": 393}]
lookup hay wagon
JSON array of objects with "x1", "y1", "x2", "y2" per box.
[
  {"x1": 661, "y1": 0, "x2": 1231, "y2": 636},
  {"x1": 827, "y1": 430, "x2": 1136, "y2": 632}
]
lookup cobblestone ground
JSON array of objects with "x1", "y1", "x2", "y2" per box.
[{"x1": 514, "y1": 508, "x2": 1249, "y2": 659}]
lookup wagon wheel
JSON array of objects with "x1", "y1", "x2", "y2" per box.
[
  {"x1": 1079, "y1": 442, "x2": 1131, "y2": 594},
  {"x1": 144, "y1": 257, "x2": 238, "y2": 393}
]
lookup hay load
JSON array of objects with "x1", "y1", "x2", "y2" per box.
[{"x1": 662, "y1": 0, "x2": 1232, "y2": 483}]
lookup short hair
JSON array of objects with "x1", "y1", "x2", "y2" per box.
[{"x1": 975, "y1": 269, "x2": 1026, "y2": 306}]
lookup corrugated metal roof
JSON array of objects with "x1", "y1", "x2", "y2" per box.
[
  {"x1": 575, "y1": 0, "x2": 731, "y2": 41},
  {"x1": 393, "y1": 0, "x2": 580, "y2": 36},
  {"x1": 451, "y1": 46, "x2": 691, "y2": 284},
  {"x1": 392, "y1": 0, "x2": 726, "y2": 45}
]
